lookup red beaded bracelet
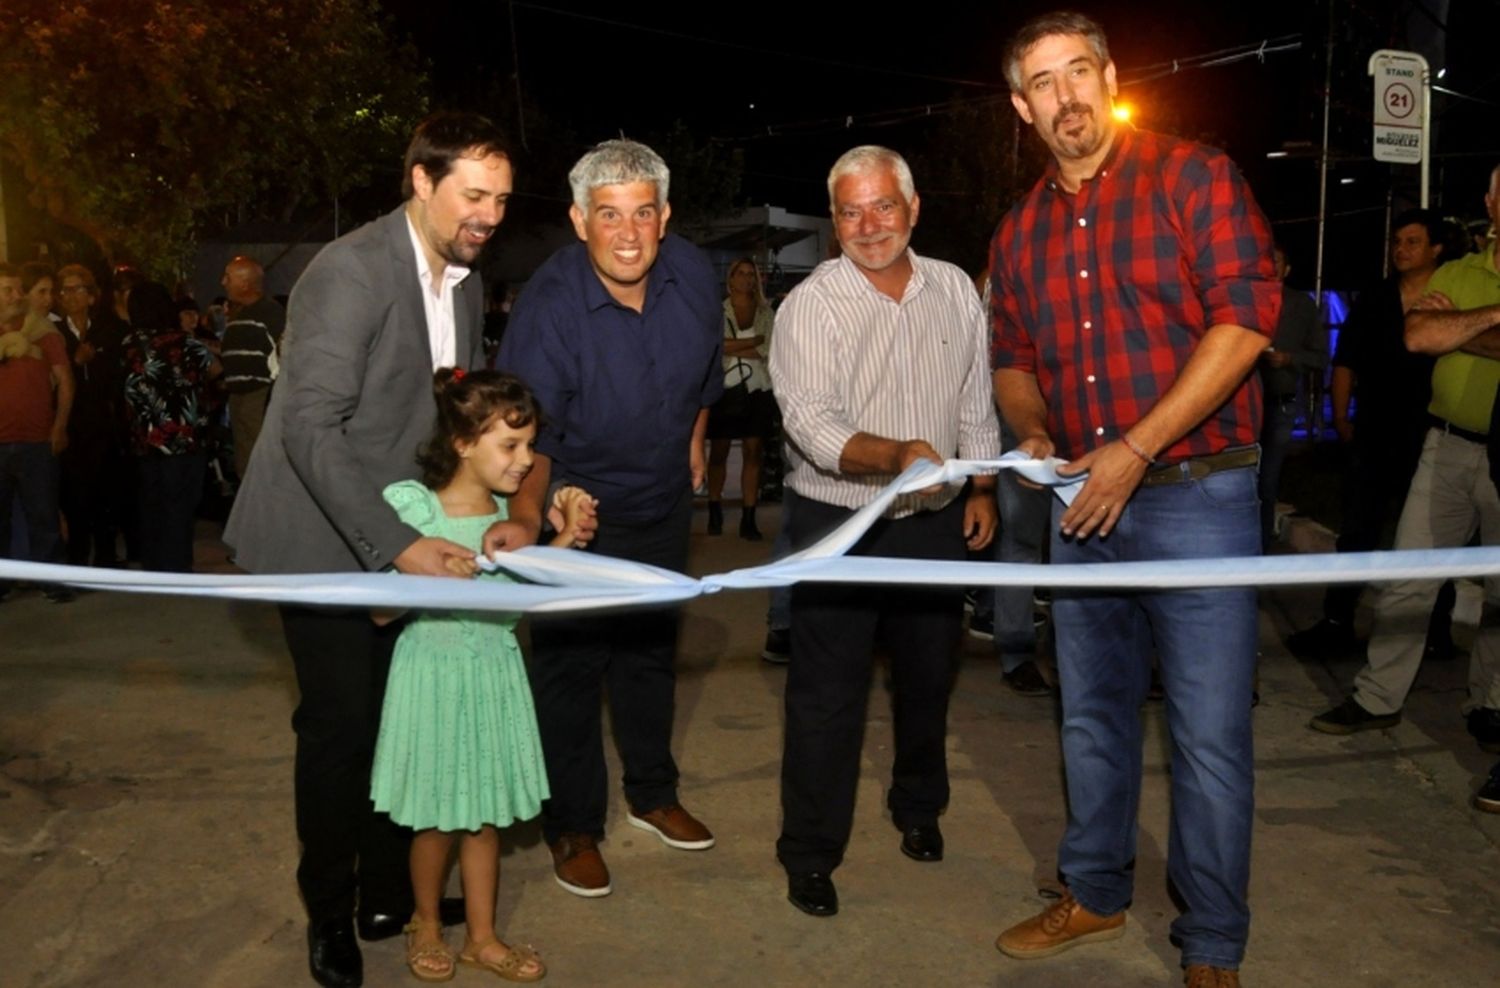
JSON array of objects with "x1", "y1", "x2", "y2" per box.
[{"x1": 1123, "y1": 435, "x2": 1155, "y2": 465}]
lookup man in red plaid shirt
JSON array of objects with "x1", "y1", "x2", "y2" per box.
[{"x1": 988, "y1": 12, "x2": 1280, "y2": 987}]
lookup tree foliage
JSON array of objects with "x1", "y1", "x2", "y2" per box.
[
  {"x1": 907, "y1": 96, "x2": 1052, "y2": 271},
  {"x1": 647, "y1": 121, "x2": 745, "y2": 233},
  {"x1": 0, "y1": 0, "x2": 429, "y2": 275}
]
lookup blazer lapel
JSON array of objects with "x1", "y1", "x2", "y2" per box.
[
  {"x1": 455, "y1": 277, "x2": 476, "y2": 369},
  {"x1": 385, "y1": 207, "x2": 434, "y2": 369}
]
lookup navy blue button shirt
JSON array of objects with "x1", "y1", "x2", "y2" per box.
[{"x1": 499, "y1": 233, "x2": 723, "y2": 525}]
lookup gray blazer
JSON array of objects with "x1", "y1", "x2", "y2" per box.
[{"x1": 223, "y1": 205, "x2": 483, "y2": 574}]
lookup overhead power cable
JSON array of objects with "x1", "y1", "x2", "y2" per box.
[
  {"x1": 713, "y1": 36, "x2": 1304, "y2": 143},
  {"x1": 1118, "y1": 36, "x2": 1302, "y2": 86}
]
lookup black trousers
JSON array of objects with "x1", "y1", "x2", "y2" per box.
[
  {"x1": 281, "y1": 604, "x2": 411, "y2": 924},
  {"x1": 528, "y1": 489, "x2": 692, "y2": 844},
  {"x1": 777, "y1": 495, "x2": 966, "y2": 875},
  {"x1": 136, "y1": 452, "x2": 205, "y2": 572},
  {"x1": 59, "y1": 439, "x2": 121, "y2": 566}
]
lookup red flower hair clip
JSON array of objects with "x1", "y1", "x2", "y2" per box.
[{"x1": 451, "y1": 367, "x2": 466, "y2": 381}]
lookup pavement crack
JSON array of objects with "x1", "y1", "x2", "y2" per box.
[{"x1": 0, "y1": 809, "x2": 66, "y2": 857}]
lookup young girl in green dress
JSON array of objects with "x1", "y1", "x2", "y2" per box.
[{"x1": 370, "y1": 368, "x2": 594, "y2": 983}]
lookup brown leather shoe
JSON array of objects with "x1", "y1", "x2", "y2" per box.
[
  {"x1": 627, "y1": 803, "x2": 715, "y2": 850},
  {"x1": 995, "y1": 890, "x2": 1126, "y2": 959},
  {"x1": 549, "y1": 833, "x2": 612, "y2": 898},
  {"x1": 1184, "y1": 964, "x2": 1241, "y2": 987}
]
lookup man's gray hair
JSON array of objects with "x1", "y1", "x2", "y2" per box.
[
  {"x1": 568, "y1": 140, "x2": 671, "y2": 212},
  {"x1": 826, "y1": 146, "x2": 916, "y2": 209},
  {"x1": 1003, "y1": 10, "x2": 1110, "y2": 93}
]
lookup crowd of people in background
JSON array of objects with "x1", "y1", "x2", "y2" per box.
[{"x1": 0, "y1": 254, "x2": 285, "y2": 591}]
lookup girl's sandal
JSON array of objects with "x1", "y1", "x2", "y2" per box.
[
  {"x1": 403, "y1": 919, "x2": 456, "y2": 983},
  {"x1": 459, "y1": 939, "x2": 546, "y2": 983}
]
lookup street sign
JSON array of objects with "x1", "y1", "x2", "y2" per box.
[{"x1": 1370, "y1": 51, "x2": 1426, "y2": 164}]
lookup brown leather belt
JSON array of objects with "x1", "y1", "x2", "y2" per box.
[{"x1": 1140, "y1": 446, "x2": 1260, "y2": 487}]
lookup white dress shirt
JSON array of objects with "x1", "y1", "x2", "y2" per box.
[{"x1": 406, "y1": 216, "x2": 470, "y2": 370}]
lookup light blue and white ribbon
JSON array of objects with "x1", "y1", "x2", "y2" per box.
[{"x1": 3, "y1": 458, "x2": 1495, "y2": 614}]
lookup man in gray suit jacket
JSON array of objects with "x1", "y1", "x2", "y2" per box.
[{"x1": 224, "y1": 112, "x2": 519, "y2": 988}]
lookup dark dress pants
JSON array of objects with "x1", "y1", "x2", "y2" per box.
[
  {"x1": 777, "y1": 494, "x2": 966, "y2": 876},
  {"x1": 281, "y1": 604, "x2": 412, "y2": 923},
  {"x1": 60, "y1": 439, "x2": 121, "y2": 566},
  {"x1": 528, "y1": 488, "x2": 692, "y2": 844},
  {"x1": 136, "y1": 451, "x2": 205, "y2": 572}
]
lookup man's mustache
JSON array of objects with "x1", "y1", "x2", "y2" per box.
[{"x1": 1052, "y1": 102, "x2": 1093, "y2": 132}]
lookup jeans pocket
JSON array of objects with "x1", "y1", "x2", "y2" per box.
[{"x1": 1191, "y1": 466, "x2": 1260, "y2": 510}]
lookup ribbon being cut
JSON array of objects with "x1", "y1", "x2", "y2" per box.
[{"x1": 5, "y1": 456, "x2": 1500, "y2": 613}]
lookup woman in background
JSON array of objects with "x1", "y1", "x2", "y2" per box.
[
  {"x1": 121, "y1": 282, "x2": 221, "y2": 571},
  {"x1": 704, "y1": 256, "x2": 775, "y2": 541}
]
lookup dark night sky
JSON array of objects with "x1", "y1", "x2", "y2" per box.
[
  {"x1": 383, "y1": 0, "x2": 1496, "y2": 288},
  {"x1": 386, "y1": 1, "x2": 1317, "y2": 186}
]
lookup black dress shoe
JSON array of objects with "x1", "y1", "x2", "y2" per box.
[
  {"x1": 787, "y1": 871, "x2": 839, "y2": 917},
  {"x1": 900, "y1": 823, "x2": 944, "y2": 862},
  {"x1": 308, "y1": 919, "x2": 362, "y2": 988},
  {"x1": 356, "y1": 897, "x2": 465, "y2": 941}
]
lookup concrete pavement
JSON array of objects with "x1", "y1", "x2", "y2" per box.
[{"x1": 3, "y1": 502, "x2": 1499, "y2": 987}]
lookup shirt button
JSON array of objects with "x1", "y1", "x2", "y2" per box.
[
  {"x1": 1078, "y1": 218, "x2": 1088, "y2": 227},
  {"x1": 1083, "y1": 320, "x2": 1092, "y2": 329},
  {"x1": 1086, "y1": 374, "x2": 1096, "y2": 383},
  {"x1": 1095, "y1": 427, "x2": 1105, "y2": 436},
  {"x1": 1080, "y1": 270, "x2": 1089, "y2": 279}
]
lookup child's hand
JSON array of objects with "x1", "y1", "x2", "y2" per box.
[
  {"x1": 444, "y1": 555, "x2": 479, "y2": 578},
  {"x1": 370, "y1": 607, "x2": 406, "y2": 626},
  {"x1": 548, "y1": 485, "x2": 599, "y2": 548}
]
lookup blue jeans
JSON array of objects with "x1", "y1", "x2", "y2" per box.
[
  {"x1": 1050, "y1": 463, "x2": 1259, "y2": 969},
  {"x1": 979, "y1": 461, "x2": 1051, "y2": 672},
  {"x1": 0, "y1": 442, "x2": 64, "y2": 572},
  {"x1": 1256, "y1": 395, "x2": 1297, "y2": 551}
]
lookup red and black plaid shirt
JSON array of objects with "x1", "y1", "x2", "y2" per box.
[{"x1": 990, "y1": 127, "x2": 1280, "y2": 463}]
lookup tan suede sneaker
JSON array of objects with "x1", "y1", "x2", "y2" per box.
[
  {"x1": 1185, "y1": 963, "x2": 1241, "y2": 987},
  {"x1": 995, "y1": 890, "x2": 1126, "y2": 959}
]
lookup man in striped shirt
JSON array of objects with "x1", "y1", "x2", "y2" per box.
[
  {"x1": 988, "y1": 13, "x2": 1279, "y2": 986},
  {"x1": 220, "y1": 255, "x2": 285, "y2": 482},
  {"x1": 768, "y1": 145, "x2": 1001, "y2": 918}
]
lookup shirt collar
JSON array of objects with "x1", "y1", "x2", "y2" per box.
[
  {"x1": 1445, "y1": 241, "x2": 1500, "y2": 278},
  {"x1": 834, "y1": 249, "x2": 926, "y2": 300},
  {"x1": 405, "y1": 215, "x2": 470, "y2": 293},
  {"x1": 574, "y1": 237, "x2": 678, "y2": 313}
]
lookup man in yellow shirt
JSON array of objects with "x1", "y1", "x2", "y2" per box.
[{"x1": 1312, "y1": 164, "x2": 1500, "y2": 752}]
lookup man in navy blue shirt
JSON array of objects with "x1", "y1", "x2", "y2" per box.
[{"x1": 495, "y1": 140, "x2": 723, "y2": 899}]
